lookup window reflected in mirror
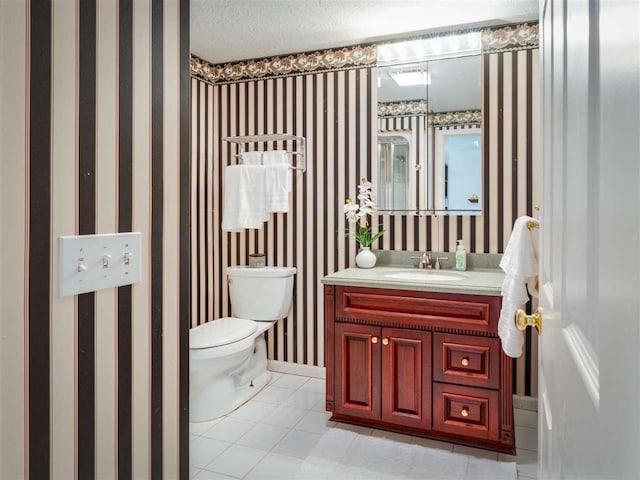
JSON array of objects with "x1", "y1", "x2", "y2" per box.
[{"x1": 435, "y1": 128, "x2": 482, "y2": 213}]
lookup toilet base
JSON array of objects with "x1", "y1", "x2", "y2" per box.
[
  {"x1": 190, "y1": 333, "x2": 272, "y2": 423},
  {"x1": 190, "y1": 370, "x2": 271, "y2": 423},
  {"x1": 227, "y1": 369, "x2": 271, "y2": 415}
]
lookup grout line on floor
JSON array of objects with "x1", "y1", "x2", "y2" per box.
[{"x1": 190, "y1": 371, "x2": 537, "y2": 479}]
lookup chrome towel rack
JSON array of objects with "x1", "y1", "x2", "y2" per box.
[{"x1": 222, "y1": 134, "x2": 306, "y2": 172}]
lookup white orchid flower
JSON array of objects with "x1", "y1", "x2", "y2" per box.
[
  {"x1": 357, "y1": 193, "x2": 376, "y2": 205},
  {"x1": 359, "y1": 178, "x2": 373, "y2": 188},
  {"x1": 344, "y1": 199, "x2": 360, "y2": 223},
  {"x1": 358, "y1": 205, "x2": 375, "y2": 217},
  {"x1": 344, "y1": 179, "x2": 385, "y2": 247},
  {"x1": 346, "y1": 211, "x2": 359, "y2": 223}
]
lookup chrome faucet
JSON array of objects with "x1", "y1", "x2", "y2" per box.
[{"x1": 411, "y1": 251, "x2": 432, "y2": 269}]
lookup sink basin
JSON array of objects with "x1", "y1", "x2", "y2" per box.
[{"x1": 382, "y1": 270, "x2": 466, "y2": 282}]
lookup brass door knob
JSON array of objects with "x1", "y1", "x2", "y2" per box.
[
  {"x1": 515, "y1": 308, "x2": 542, "y2": 335},
  {"x1": 382, "y1": 338, "x2": 389, "y2": 346},
  {"x1": 461, "y1": 357, "x2": 470, "y2": 367},
  {"x1": 371, "y1": 336, "x2": 378, "y2": 344},
  {"x1": 461, "y1": 408, "x2": 469, "y2": 417}
]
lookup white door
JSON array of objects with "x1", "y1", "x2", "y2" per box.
[{"x1": 538, "y1": 0, "x2": 640, "y2": 478}]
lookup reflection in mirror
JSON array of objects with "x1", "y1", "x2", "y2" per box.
[
  {"x1": 375, "y1": 34, "x2": 483, "y2": 215},
  {"x1": 376, "y1": 63, "x2": 427, "y2": 213},
  {"x1": 378, "y1": 132, "x2": 412, "y2": 210},
  {"x1": 435, "y1": 128, "x2": 482, "y2": 212},
  {"x1": 429, "y1": 55, "x2": 482, "y2": 214}
]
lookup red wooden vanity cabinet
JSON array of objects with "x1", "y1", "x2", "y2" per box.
[{"x1": 325, "y1": 284, "x2": 515, "y2": 454}]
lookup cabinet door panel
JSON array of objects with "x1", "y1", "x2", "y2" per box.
[
  {"x1": 334, "y1": 323, "x2": 381, "y2": 420},
  {"x1": 381, "y1": 328, "x2": 432, "y2": 429}
]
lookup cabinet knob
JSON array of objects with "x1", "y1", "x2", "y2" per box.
[
  {"x1": 371, "y1": 336, "x2": 378, "y2": 344},
  {"x1": 382, "y1": 338, "x2": 389, "y2": 346},
  {"x1": 461, "y1": 357, "x2": 470, "y2": 367},
  {"x1": 461, "y1": 408, "x2": 469, "y2": 418}
]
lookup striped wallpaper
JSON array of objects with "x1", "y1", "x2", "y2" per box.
[
  {"x1": 190, "y1": 47, "x2": 540, "y2": 396},
  {"x1": 0, "y1": 0, "x2": 190, "y2": 479}
]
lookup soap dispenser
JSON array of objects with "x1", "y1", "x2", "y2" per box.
[{"x1": 455, "y1": 239, "x2": 467, "y2": 271}]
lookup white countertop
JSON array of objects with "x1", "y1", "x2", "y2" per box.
[{"x1": 321, "y1": 266, "x2": 505, "y2": 296}]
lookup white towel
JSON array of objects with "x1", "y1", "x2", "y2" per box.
[
  {"x1": 265, "y1": 164, "x2": 290, "y2": 213},
  {"x1": 498, "y1": 216, "x2": 540, "y2": 358},
  {"x1": 261, "y1": 150, "x2": 287, "y2": 165},
  {"x1": 241, "y1": 151, "x2": 263, "y2": 165},
  {"x1": 261, "y1": 150, "x2": 291, "y2": 211},
  {"x1": 221, "y1": 165, "x2": 268, "y2": 231}
]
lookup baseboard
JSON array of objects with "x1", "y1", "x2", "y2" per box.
[
  {"x1": 267, "y1": 360, "x2": 326, "y2": 379},
  {"x1": 267, "y1": 363, "x2": 537, "y2": 410},
  {"x1": 513, "y1": 394, "x2": 538, "y2": 412}
]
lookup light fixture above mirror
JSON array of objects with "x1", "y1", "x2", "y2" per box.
[{"x1": 377, "y1": 32, "x2": 481, "y2": 67}]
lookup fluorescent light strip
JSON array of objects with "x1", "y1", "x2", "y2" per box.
[
  {"x1": 389, "y1": 70, "x2": 430, "y2": 86},
  {"x1": 377, "y1": 32, "x2": 481, "y2": 65}
]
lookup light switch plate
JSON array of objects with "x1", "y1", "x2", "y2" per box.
[{"x1": 59, "y1": 232, "x2": 142, "y2": 297}]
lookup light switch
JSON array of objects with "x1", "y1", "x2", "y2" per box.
[{"x1": 59, "y1": 232, "x2": 142, "y2": 297}]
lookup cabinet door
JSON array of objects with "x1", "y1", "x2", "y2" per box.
[
  {"x1": 381, "y1": 328, "x2": 432, "y2": 429},
  {"x1": 334, "y1": 323, "x2": 381, "y2": 420}
]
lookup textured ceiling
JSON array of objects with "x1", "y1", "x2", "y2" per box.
[{"x1": 191, "y1": 0, "x2": 539, "y2": 64}]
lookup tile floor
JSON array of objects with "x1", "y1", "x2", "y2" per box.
[{"x1": 190, "y1": 372, "x2": 538, "y2": 480}]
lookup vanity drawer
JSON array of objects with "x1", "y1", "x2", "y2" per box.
[
  {"x1": 335, "y1": 286, "x2": 499, "y2": 334},
  {"x1": 433, "y1": 383, "x2": 499, "y2": 441},
  {"x1": 433, "y1": 333, "x2": 500, "y2": 389}
]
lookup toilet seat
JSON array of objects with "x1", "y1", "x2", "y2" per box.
[{"x1": 190, "y1": 317, "x2": 257, "y2": 349}]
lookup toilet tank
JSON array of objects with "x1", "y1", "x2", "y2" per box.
[{"x1": 227, "y1": 266, "x2": 296, "y2": 321}]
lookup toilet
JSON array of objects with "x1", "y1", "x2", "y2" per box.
[{"x1": 189, "y1": 265, "x2": 296, "y2": 422}]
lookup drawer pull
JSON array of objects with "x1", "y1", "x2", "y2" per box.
[
  {"x1": 371, "y1": 336, "x2": 378, "y2": 344},
  {"x1": 461, "y1": 357, "x2": 470, "y2": 367},
  {"x1": 382, "y1": 338, "x2": 389, "y2": 346},
  {"x1": 461, "y1": 408, "x2": 469, "y2": 417}
]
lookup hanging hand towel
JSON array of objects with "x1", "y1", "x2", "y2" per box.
[
  {"x1": 240, "y1": 151, "x2": 263, "y2": 165},
  {"x1": 221, "y1": 165, "x2": 268, "y2": 231},
  {"x1": 498, "y1": 216, "x2": 539, "y2": 358},
  {"x1": 260, "y1": 150, "x2": 291, "y2": 212},
  {"x1": 265, "y1": 164, "x2": 290, "y2": 213},
  {"x1": 261, "y1": 150, "x2": 287, "y2": 165}
]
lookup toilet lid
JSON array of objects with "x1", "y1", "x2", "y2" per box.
[{"x1": 190, "y1": 317, "x2": 257, "y2": 349}]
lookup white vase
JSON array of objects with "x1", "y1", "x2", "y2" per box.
[{"x1": 355, "y1": 246, "x2": 377, "y2": 269}]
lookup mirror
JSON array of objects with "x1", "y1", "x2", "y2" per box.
[
  {"x1": 429, "y1": 56, "x2": 482, "y2": 214},
  {"x1": 377, "y1": 62, "x2": 428, "y2": 214},
  {"x1": 376, "y1": 41, "x2": 482, "y2": 215}
]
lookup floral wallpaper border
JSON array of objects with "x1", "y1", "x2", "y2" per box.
[
  {"x1": 191, "y1": 22, "x2": 538, "y2": 85},
  {"x1": 431, "y1": 110, "x2": 482, "y2": 126},
  {"x1": 377, "y1": 100, "x2": 429, "y2": 117},
  {"x1": 378, "y1": 103, "x2": 482, "y2": 126},
  {"x1": 191, "y1": 45, "x2": 377, "y2": 85},
  {"x1": 482, "y1": 23, "x2": 539, "y2": 53}
]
